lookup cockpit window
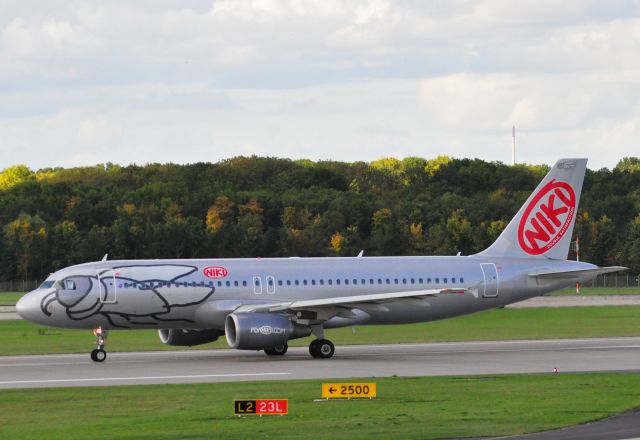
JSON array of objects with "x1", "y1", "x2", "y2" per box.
[
  {"x1": 40, "y1": 280, "x2": 56, "y2": 289},
  {"x1": 64, "y1": 280, "x2": 77, "y2": 290}
]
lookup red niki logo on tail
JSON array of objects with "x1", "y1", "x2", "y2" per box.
[{"x1": 517, "y1": 179, "x2": 576, "y2": 255}]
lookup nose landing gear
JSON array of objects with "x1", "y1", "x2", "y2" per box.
[{"x1": 90, "y1": 326, "x2": 108, "y2": 362}]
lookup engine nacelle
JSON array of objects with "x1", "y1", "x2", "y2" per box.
[
  {"x1": 225, "y1": 312, "x2": 310, "y2": 350},
  {"x1": 158, "y1": 328, "x2": 224, "y2": 346}
]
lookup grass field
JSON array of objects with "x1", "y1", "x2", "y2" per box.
[
  {"x1": 2, "y1": 305, "x2": 640, "y2": 356},
  {"x1": 0, "y1": 373, "x2": 638, "y2": 439},
  {"x1": 0, "y1": 292, "x2": 23, "y2": 306}
]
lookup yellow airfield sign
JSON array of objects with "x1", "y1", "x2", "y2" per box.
[{"x1": 322, "y1": 383, "x2": 376, "y2": 399}]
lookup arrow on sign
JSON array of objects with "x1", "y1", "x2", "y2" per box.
[{"x1": 329, "y1": 387, "x2": 336, "y2": 393}]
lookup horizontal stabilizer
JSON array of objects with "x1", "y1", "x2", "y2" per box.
[{"x1": 528, "y1": 266, "x2": 628, "y2": 280}]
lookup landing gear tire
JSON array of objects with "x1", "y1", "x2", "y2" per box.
[
  {"x1": 91, "y1": 327, "x2": 108, "y2": 362},
  {"x1": 309, "y1": 339, "x2": 335, "y2": 359},
  {"x1": 264, "y1": 344, "x2": 288, "y2": 356},
  {"x1": 91, "y1": 348, "x2": 107, "y2": 362}
]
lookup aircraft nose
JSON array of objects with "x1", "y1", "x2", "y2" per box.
[{"x1": 16, "y1": 291, "x2": 47, "y2": 323}]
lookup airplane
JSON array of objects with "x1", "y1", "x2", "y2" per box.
[{"x1": 16, "y1": 158, "x2": 626, "y2": 362}]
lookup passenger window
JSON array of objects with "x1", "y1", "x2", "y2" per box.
[
  {"x1": 336, "y1": 279, "x2": 341, "y2": 285},
  {"x1": 234, "y1": 281, "x2": 239, "y2": 287},
  {"x1": 370, "y1": 279, "x2": 374, "y2": 284},
  {"x1": 452, "y1": 277, "x2": 456, "y2": 283},
  {"x1": 435, "y1": 278, "x2": 440, "y2": 283},
  {"x1": 444, "y1": 278, "x2": 448, "y2": 284},
  {"x1": 361, "y1": 279, "x2": 366, "y2": 285},
  {"x1": 295, "y1": 280, "x2": 299, "y2": 286},
  {"x1": 345, "y1": 279, "x2": 349, "y2": 285},
  {"x1": 386, "y1": 279, "x2": 390, "y2": 284},
  {"x1": 460, "y1": 277, "x2": 464, "y2": 283},
  {"x1": 320, "y1": 279, "x2": 324, "y2": 285},
  {"x1": 268, "y1": 279, "x2": 274, "y2": 286},
  {"x1": 427, "y1": 278, "x2": 431, "y2": 284},
  {"x1": 226, "y1": 281, "x2": 230, "y2": 287},
  {"x1": 419, "y1": 278, "x2": 423, "y2": 284},
  {"x1": 394, "y1": 279, "x2": 398, "y2": 284},
  {"x1": 287, "y1": 280, "x2": 291, "y2": 286},
  {"x1": 410, "y1": 278, "x2": 415, "y2": 284},
  {"x1": 328, "y1": 279, "x2": 332, "y2": 285},
  {"x1": 402, "y1": 278, "x2": 406, "y2": 284},
  {"x1": 278, "y1": 280, "x2": 283, "y2": 286},
  {"x1": 378, "y1": 279, "x2": 382, "y2": 284},
  {"x1": 303, "y1": 280, "x2": 307, "y2": 286}
]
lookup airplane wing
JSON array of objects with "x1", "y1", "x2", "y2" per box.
[
  {"x1": 528, "y1": 266, "x2": 627, "y2": 280},
  {"x1": 234, "y1": 288, "x2": 470, "y2": 317}
]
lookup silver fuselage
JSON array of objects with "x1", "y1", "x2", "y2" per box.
[{"x1": 17, "y1": 255, "x2": 595, "y2": 330}]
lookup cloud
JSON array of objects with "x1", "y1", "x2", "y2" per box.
[
  {"x1": 1, "y1": 16, "x2": 104, "y2": 59},
  {"x1": 0, "y1": 1, "x2": 639, "y2": 171}
]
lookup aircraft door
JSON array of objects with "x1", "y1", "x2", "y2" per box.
[
  {"x1": 266, "y1": 275, "x2": 276, "y2": 294},
  {"x1": 253, "y1": 276, "x2": 263, "y2": 294},
  {"x1": 480, "y1": 263, "x2": 499, "y2": 298},
  {"x1": 98, "y1": 269, "x2": 118, "y2": 303}
]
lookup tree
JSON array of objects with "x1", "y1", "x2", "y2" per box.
[
  {"x1": 3, "y1": 214, "x2": 48, "y2": 279},
  {"x1": 0, "y1": 155, "x2": 636, "y2": 278},
  {"x1": 370, "y1": 208, "x2": 404, "y2": 255},
  {"x1": 615, "y1": 157, "x2": 640, "y2": 173},
  {"x1": 205, "y1": 196, "x2": 235, "y2": 234},
  {"x1": 235, "y1": 199, "x2": 266, "y2": 256},
  {"x1": 0, "y1": 165, "x2": 33, "y2": 190},
  {"x1": 446, "y1": 209, "x2": 474, "y2": 255}
]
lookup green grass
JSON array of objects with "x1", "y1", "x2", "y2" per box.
[
  {"x1": 0, "y1": 373, "x2": 638, "y2": 439},
  {"x1": 2, "y1": 306, "x2": 640, "y2": 356},
  {"x1": 0, "y1": 292, "x2": 23, "y2": 306}
]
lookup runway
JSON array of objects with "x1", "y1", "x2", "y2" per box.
[{"x1": 1, "y1": 337, "x2": 639, "y2": 389}]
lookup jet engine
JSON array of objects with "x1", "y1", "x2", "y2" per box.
[
  {"x1": 225, "y1": 312, "x2": 311, "y2": 350},
  {"x1": 158, "y1": 328, "x2": 224, "y2": 346}
]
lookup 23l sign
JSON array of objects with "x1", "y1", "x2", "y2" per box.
[{"x1": 233, "y1": 399, "x2": 288, "y2": 416}]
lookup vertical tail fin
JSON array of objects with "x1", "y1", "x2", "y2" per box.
[{"x1": 478, "y1": 158, "x2": 587, "y2": 259}]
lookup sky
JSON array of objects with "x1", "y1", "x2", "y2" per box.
[{"x1": 1, "y1": 0, "x2": 639, "y2": 171}]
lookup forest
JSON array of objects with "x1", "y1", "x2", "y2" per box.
[{"x1": 1, "y1": 155, "x2": 639, "y2": 281}]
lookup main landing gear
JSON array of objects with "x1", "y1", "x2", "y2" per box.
[
  {"x1": 307, "y1": 324, "x2": 335, "y2": 359},
  {"x1": 90, "y1": 326, "x2": 108, "y2": 362},
  {"x1": 264, "y1": 344, "x2": 288, "y2": 356},
  {"x1": 309, "y1": 339, "x2": 335, "y2": 359}
]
